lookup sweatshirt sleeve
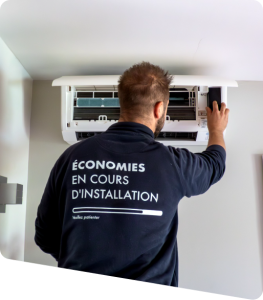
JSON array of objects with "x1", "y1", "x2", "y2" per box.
[
  {"x1": 168, "y1": 144, "x2": 226, "y2": 198},
  {"x1": 34, "y1": 162, "x2": 62, "y2": 261}
]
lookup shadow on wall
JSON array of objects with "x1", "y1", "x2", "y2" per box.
[
  {"x1": 8, "y1": 77, "x2": 32, "y2": 139},
  {"x1": 29, "y1": 81, "x2": 64, "y2": 143},
  {"x1": 0, "y1": 234, "x2": 24, "y2": 261},
  {"x1": 22, "y1": 77, "x2": 33, "y2": 138},
  {"x1": 252, "y1": 154, "x2": 263, "y2": 291},
  {"x1": 0, "y1": 241, "x2": 8, "y2": 257},
  {"x1": 163, "y1": 64, "x2": 217, "y2": 77},
  {"x1": 0, "y1": 75, "x2": 32, "y2": 142},
  {"x1": 0, "y1": 71, "x2": 4, "y2": 140},
  {"x1": 72, "y1": 62, "x2": 216, "y2": 77}
]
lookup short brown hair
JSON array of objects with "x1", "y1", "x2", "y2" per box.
[{"x1": 118, "y1": 61, "x2": 173, "y2": 119}]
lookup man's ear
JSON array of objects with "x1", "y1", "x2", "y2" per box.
[{"x1": 154, "y1": 101, "x2": 164, "y2": 119}]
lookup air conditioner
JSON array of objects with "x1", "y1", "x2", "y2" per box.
[{"x1": 52, "y1": 75, "x2": 238, "y2": 146}]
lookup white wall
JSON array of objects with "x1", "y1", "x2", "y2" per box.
[
  {"x1": 24, "y1": 81, "x2": 68, "y2": 266},
  {"x1": 178, "y1": 82, "x2": 263, "y2": 298},
  {"x1": 25, "y1": 81, "x2": 263, "y2": 299},
  {"x1": 0, "y1": 36, "x2": 32, "y2": 261}
]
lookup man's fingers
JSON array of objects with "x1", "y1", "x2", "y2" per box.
[
  {"x1": 213, "y1": 101, "x2": 219, "y2": 112},
  {"x1": 220, "y1": 103, "x2": 230, "y2": 117},
  {"x1": 206, "y1": 106, "x2": 212, "y2": 116},
  {"x1": 220, "y1": 102, "x2": 226, "y2": 114},
  {"x1": 206, "y1": 102, "x2": 229, "y2": 118}
]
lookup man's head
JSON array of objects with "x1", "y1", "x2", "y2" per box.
[{"x1": 118, "y1": 62, "x2": 173, "y2": 138}]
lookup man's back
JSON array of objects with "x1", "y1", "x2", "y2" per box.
[{"x1": 35, "y1": 122, "x2": 226, "y2": 286}]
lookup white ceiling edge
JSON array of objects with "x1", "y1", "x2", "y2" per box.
[
  {"x1": 0, "y1": 0, "x2": 8, "y2": 8},
  {"x1": 255, "y1": 0, "x2": 263, "y2": 7}
]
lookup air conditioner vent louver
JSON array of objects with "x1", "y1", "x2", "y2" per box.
[
  {"x1": 168, "y1": 100, "x2": 190, "y2": 106},
  {"x1": 157, "y1": 132, "x2": 197, "y2": 141},
  {"x1": 94, "y1": 92, "x2": 113, "y2": 98},
  {"x1": 75, "y1": 131, "x2": 198, "y2": 142},
  {"x1": 76, "y1": 132, "x2": 103, "y2": 140},
  {"x1": 77, "y1": 92, "x2": 93, "y2": 98},
  {"x1": 73, "y1": 107, "x2": 195, "y2": 121},
  {"x1": 169, "y1": 91, "x2": 189, "y2": 100},
  {"x1": 74, "y1": 108, "x2": 120, "y2": 120},
  {"x1": 165, "y1": 108, "x2": 196, "y2": 120},
  {"x1": 169, "y1": 88, "x2": 189, "y2": 91},
  {"x1": 76, "y1": 91, "x2": 118, "y2": 99}
]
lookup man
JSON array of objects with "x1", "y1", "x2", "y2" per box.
[{"x1": 35, "y1": 61, "x2": 229, "y2": 287}]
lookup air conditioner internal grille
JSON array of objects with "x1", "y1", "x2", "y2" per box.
[
  {"x1": 73, "y1": 107, "x2": 195, "y2": 121},
  {"x1": 74, "y1": 108, "x2": 120, "y2": 120},
  {"x1": 157, "y1": 132, "x2": 197, "y2": 141},
  {"x1": 76, "y1": 132, "x2": 103, "y2": 140},
  {"x1": 73, "y1": 88, "x2": 196, "y2": 121},
  {"x1": 74, "y1": 89, "x2": 195, "y2": 108},
  {"x1": 76, "y1": 131, "x2": 198, "y2": 141}
]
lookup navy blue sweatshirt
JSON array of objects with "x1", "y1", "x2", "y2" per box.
[{"x1": 35, "y1": 122, "x2": 226, "y2": 287}]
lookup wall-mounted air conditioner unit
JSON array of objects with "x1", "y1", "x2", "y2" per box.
[{"x1": 52, "y1": 75, "x2": 238, "y2": 146}]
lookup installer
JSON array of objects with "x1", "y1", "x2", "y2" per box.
[{"x1": 35, "y1": 61, "x2": 229, "y2": 287}]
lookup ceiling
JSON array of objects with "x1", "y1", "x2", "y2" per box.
[{"x1": 0, "y1": 0, "x2": 263, "y2": 81}]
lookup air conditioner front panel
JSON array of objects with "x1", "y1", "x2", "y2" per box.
[
  {"x1": 53, "y1": 75, "x2": 238, "y2": 88},
  {"x1": 56, "y1": 76, "x2": 237, "y2": 146}
]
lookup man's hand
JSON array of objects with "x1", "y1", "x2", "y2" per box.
[
  {"x1": 206, "y1": 101, "x2": 230, "y2": 134},
  {"x1": 205, "y1": 101, "x2": 230, "y2": 151}
]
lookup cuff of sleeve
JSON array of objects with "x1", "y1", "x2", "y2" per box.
[{"x1": 206, "y1": 144, "x2": 226, "y2": 162}]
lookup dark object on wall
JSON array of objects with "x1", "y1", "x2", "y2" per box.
[
  {"x1": 208, "y1": 87, "x2": 221, "y2": 111},
  {"x1": 0, "y1": 205, "x2": 5, "y2": 213},
  {"x1": 0, "y1": 176, "x2": 23, "y2": 213}
]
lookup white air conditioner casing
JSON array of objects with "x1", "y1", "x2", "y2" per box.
[{"x1": 52, "y1": 75, "x2": 238, "y2": 146}]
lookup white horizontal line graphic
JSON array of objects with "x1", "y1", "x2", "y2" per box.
[{"x1": 72, "y1": 207, "x2": 163, "y2": 216}]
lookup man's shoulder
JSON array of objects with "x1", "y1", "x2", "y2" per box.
[{"x1": 57, "y1": 136, "x2": 99, "y2": 162}]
